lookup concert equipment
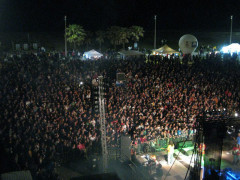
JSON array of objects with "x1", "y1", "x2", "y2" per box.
[
  {"x1": 143, "y1": 143, "x2": 150, "y2": 153},
  {"x1": 120, "y1": 135, "x2": 131, "y2": 161}
]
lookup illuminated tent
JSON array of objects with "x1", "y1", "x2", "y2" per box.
[
  {"x1": 152, "y1": 44, "x2": 179, "y2": 55},
  {"x1": 83, "y1": 49, "x2": 103, "y2": 60},
  {"x1": 118, "y1": 50, "x2": 144, "y2": 59},
  {"x1": 221, "y1": 43, "x2": 240, "y2": 54}
]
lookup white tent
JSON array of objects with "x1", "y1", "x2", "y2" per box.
[
  {"x1": 83, "y1": 49, "x2": 103, "y2": 60},
  {"x1": 118, "y1": 50, "x2": 144, "y2": 59}
]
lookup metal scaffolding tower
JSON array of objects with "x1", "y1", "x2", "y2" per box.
[{"x1": 98, "y1": 76, "x2": 108, "y2": 172}]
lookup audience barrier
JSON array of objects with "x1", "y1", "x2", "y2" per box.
[{"x1": 132, "y1": 134, "x2": 195, "y2": 154}]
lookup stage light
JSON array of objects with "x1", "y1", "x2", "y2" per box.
[{"x1": 234, "y1": 112, "x2": 238, "y2": 117}]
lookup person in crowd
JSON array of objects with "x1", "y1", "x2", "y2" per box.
[
  {"x1": 237, "y1": 133, "x2": 240, "y2": 146},
  {"x1": 232, "y1": 144, "x2": 240, "y2": 165},
  {"x1": 167, "y1": 141, "x2": 174, "y2": 165},
  {"x1": 238, "y1": 144, "x2": 240, "y2": 166}
]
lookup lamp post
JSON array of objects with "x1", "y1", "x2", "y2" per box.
[
  {"x1": 230, "y1": 15, "x2": 233, "y2": 44},
  {"x1": 64, "y1": 16, "x2": 67, "y2": 57},
  {"x1": 154, "y1": 15, "x2": 157, "y2": 49}
]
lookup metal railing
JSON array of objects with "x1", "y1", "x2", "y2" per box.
[{"x1": 132, "y1": 134, "x2": 195, "y2": 154}]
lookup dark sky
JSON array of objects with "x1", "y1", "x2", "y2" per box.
[{"x1": 0, "y1": 0, "x2": 239, "y2": 32}]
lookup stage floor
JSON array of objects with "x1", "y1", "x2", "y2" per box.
[
  {"x1": 134, "y1": 148, "x2": 193, "y2": 180},
  {"x1": 135, "y1": 148, "x2": 240, "y2": 180},
  {"x1": 56, "y1": 148, "x2": 240, "y2": 180}
]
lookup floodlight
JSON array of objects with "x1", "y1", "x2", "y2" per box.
[{"x1": 234, "y1": 112, "x2": 238, "y2": 117}]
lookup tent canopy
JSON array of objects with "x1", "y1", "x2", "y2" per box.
[
  {"x1": 118, "y1": 50, "x2": 144, "y2": 56},
  {"x1": 118, "y1": 50, "x2": 145, "y2": 60},
  {"x1": 83, "y1": 49, "x2": 103, "y2": 59},
  {"x1": 153, "y1": 44, "x2": 179, "y2": 54}
]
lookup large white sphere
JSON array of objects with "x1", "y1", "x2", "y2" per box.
[{"x1": 179, "y1": 34, "x2": 198, "y2": 54}]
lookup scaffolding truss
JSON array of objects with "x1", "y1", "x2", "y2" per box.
[{"x1": 98, "y1": 76, "x2": 108, "y2": 172}]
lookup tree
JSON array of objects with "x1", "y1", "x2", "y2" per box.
[
  {"x1": 85, "y1": 31, "x2": 93, "y2": 50},
  {"x1": 96, "y1": 30, "x2": 105, "y2": 51},
  {"x1": 66, "y1": 24, "x2": 86, "y2": 50},
  {"x1": 107, "y1": 26, "x2": 121, "y2": 50},
  {"x1": 129, "y1": 26, "x2": 144, "y2": 48},
  {"x1": 118, "y1": 27, "x2": 130, "y2": 49},
  {"x1": 107, "y1": 26, "x2": 130, "y2": 50}
]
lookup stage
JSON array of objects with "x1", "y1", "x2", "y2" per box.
[
  {"x1": 132, "y1": 146, "x2": 240, "y2": 180},
  {"x1": 133, "y1": 147, "x2": 194, "y2": 180},
  {"x1": 55, "y1": 144, "x2": 240, "y2": 180}
]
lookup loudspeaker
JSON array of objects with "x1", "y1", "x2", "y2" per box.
[{"x1": 120, "y1": 135, "x2": 131, "y2": 161}]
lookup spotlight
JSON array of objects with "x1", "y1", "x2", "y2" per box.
[
  {"x1": 235, "y1": 112, "x2": 238, "y2": 117},
  {"x1": 223, "y1": 108, "x2": 226, "y2": 111}
]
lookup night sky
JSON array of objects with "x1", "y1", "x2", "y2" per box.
[{"x1": 0, "y1": 0, "x2": 239, "y2": 32}]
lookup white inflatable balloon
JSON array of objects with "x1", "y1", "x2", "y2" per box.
[{"x1": 179, "y1": 34, "x2": 198, "y2": 54}]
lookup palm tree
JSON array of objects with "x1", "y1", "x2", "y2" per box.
[
  {"x1": 129, "y1": 26, "x2": 144, "y2": 49},
  {"x1": 118, "y1": 27, "x2": 130, "y2": 49},
  {"x1": 66, "y1": 24, "x2": 86, "y2": 50},
  {"x1": 96, "y1": 30, "x2": 105, "y2": 51},
  {"x1": 107, "y1": 26, "x2": 131, "y2": 50}
]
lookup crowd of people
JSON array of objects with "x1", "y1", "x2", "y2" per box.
[
  {"x1": 0, "y1": 53, "x2": 102, "y2": 179},
  {"x1": 0, "y1": 52, "x2": 240, "y2": 179}
]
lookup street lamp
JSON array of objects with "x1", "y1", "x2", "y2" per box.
[
  {"x1": 64, "y1": 16, "x2": 67, "y2": 57},
  {"x1": 230, "y1": 15, "x2": 233, "y2": 44},
  {"x1": 154, "y1": 15, "x2": 157, "y2": 49}
]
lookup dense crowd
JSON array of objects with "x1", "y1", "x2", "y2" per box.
[{"x1": 0, "y1": 52, "x2": 240, "y2": 179}]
